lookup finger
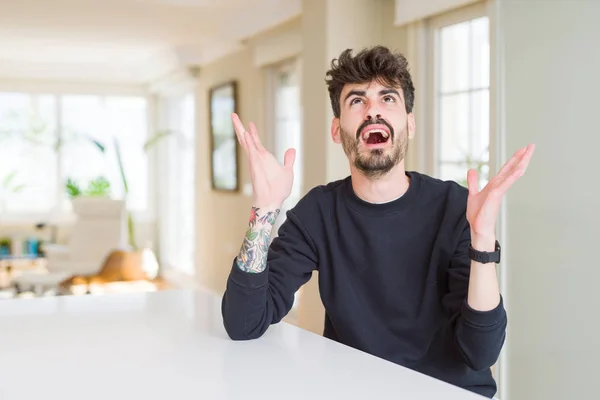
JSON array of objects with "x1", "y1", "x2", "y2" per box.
[
  {"x1": 496, "y1": 146, "x2": 528, "y2": 179},
  {"x1": 231, "y1": 113, "x2": 249, "y2": 149},
  {"x1": 284, "y1": 148, "x2": 296, "y2": 169},
  {"x1": 466, "y1": 169, "x2": 479, "y2": 195},
  {"x1": 495, "y1": 144, "x2": 536, "y2": 194},
  {"x1": 248, "y1": 122, "x2": 265, "y2": 152}
]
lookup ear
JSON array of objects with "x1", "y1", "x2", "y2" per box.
[
  {"x1": 407, "y1": 113, "x2": 416, "y2": 140},
  {"x1": 331, "y1": 117, "x2": 342, "y2": 143}
]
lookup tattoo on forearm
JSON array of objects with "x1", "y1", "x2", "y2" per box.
[{"x1": 236, "y1": 207, "x2": 280, "y2": 273}]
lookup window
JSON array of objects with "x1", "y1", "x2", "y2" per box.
[
  {"x1": 0, "y1": 92, "x2": 149, "y2": 218},
  {"x1": 266, "y1": 59, "x2": 302, "y2": 316},
  {"x1": 431, "y1": 10, "x2": 490, "y2": 187},
  {"x1": 157, "y1": 93, "x2": 196, "y2": 275},
  {"x1": 271, "y1": 59, "x2": 302, "y2": 207},
  {"x1": 0, "y1": 93, "x2": 57, "y2": 214}
]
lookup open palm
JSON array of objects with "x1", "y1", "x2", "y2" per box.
[
  {"x1": 466, "y1": 144, "x2": 536, "y2": 238},
  {"x1": 231, "y1": 113, "x2": 296, "y2": 208}
]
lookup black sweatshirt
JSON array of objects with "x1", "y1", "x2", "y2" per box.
[{"x1": 221, "y1": 171, "x2": 507, "y2": 398}]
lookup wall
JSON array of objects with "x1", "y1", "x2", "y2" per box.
[
  {"x1": 500, "y1": 1, "x2": 599, "y2": 399},
  {"x1": 193, "y1": 18, "x2": 301, "y2": 295},
  {"x1": 194, "y1": 46, "x2": 258, "y2": 294}
]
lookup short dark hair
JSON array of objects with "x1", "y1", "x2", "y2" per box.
[{"x1": 325, "y1": 46, "x2": 415, "y2": 118}]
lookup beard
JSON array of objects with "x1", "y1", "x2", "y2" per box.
[{"x1": 340, "y1": 118, "x2": 408, "y2": 180}]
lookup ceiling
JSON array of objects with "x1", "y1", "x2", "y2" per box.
[{"x1": 0, "y1": 0, "x2": 301, "y2": 84}]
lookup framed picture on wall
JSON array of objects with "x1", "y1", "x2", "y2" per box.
[{"x1": 209, "y1": 81, "x2": 239, "y2": 192}]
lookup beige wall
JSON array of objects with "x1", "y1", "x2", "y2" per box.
[
  {"x1": 500, "y1": 1, "x2": 599, "y2": 399},
  {"x1": 193, "y1": 18, "x2": 301, "y2": 295},
  {"x1": 194, "y1": 46, "x2": 259, "y2": 294},
  {"x1": 193, "y1": 0, "x2": 411, "y2": 334}
]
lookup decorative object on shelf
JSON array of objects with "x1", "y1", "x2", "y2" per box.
[
  {"x1": 209, "y1": 80, "x2": 239, "y2": 192},
  {"x1": 22, "y1": 237, "x2": 39, "y2": 257}
]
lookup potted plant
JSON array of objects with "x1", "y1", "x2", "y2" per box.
[{"x1": 65, "y1": 175, "x2": 125, "y2": 219}]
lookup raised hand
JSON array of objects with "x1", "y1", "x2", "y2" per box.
[
  {"x1": 466, "y1": 144, "x2": 536, "y2": 246},
  {"x1": 231, "y1": 113, "x2": 296, "y2": 209}
]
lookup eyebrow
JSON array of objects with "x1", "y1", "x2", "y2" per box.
[{"x1": 344, "y1": 88, "x2": 403, "y2": 103}]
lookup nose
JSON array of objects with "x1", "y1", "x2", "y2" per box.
[
  {"x1": 366, "y1": 113, "x2": 382, "y2": 121},
  {"x1": 366, "y1": 103, "x2": 382, "y2": 121}
]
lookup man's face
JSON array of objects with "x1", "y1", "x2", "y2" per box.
[{"x1": 332, "y1": 79, "x2": 414, "y2": 179}]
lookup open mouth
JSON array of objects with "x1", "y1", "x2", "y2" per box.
[{"x1": 361, "y1": 128, "x2": 390, "y2": 145}]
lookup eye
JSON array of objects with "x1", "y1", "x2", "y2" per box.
[
  {"x1": 350, "y1": 98, "x2": 364, "y2": 105},
  {"x1": 383, "y1": 95, "x2": 395, "y2": 103}
]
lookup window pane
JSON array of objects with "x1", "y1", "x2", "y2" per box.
[
  {"x1": 158, "y1": 93, "x2": 195, "y2": 275},
  {"x1": 60, "y1": 95, "x2": 147, "y2": 212},
  {"x1": 440, "y1": 21, "x2": 470, "y2": 93},
  {"x1": 439, "y1": 163, "x2": 468, "y2": 185},
  {"x1": 439, "y1": 93, "x2": 469, "y2": 162},
  {"x1": 471, "y1": 17, "x2": 490, "y2": 88},
  {"x1": 177, "y1": 94, "x2": 196, "y2": 275},
  {"x1": 274, "y1": 65, "x2": 302, "y2": 201},
  {"x1": 439, "y1": 162, "x2": 489, "y2": 189},
  {"x1": 471, "y1": 89, "x2": 490, "y2": 162},
  {"x1": 0, "y1": 93, "x2": 57, "y2": 213},
  {"x1": 105, "y1": 96, "x2": 148, "y2": 212}
]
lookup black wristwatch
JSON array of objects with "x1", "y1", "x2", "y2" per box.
[{"x1": 468, "y1": 240, "x2": 501, "y2": 264}]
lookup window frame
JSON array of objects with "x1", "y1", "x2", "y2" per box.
[{"x1": 423, "y1": 2, "x2": 506, "y2": 398}]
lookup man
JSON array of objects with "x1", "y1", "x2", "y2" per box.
[{"x1": 221, "y1": 46, "x2": 535, "y2": 398}]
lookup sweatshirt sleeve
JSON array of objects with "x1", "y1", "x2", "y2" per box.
[
  {"x1": 221, "y1": 209, "x2": 318, "y2": 340},
  {"x1": 443, "y1": 223, "x2": 507, "y2": 372}
]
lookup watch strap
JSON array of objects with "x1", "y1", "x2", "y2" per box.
[{"x1": 468, "y1": 240, "x2": 501, "y2": 264}]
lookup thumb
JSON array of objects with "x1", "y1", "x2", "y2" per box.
[
  {"x1": 467, "y1": 169, "x2": 479, "y2": 195},
  {"x1": 283, "y1": 148, "x2": 296, "y2": 169}
]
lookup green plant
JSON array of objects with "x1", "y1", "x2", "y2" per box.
[
  {"x1": 66, "y1": 177, "x2": 82, "y2": 198},
  {"x1": 85, "y1": 176, "x2": 111, "y2": 197},
  {"x1": 0, "y1": 237, "x2": 11, "y2": 247},
  {"x1": 1, "y1": 171, "x2": 25, "y2": 195},
  {"x1": 66, "y1": 176, "x2": 111, "y2": 198}
]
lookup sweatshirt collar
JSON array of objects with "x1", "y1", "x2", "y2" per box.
[{"x1": 343, "y1": 171, "x2": 422, "y2": 216}]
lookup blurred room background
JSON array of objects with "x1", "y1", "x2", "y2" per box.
[{"x1": 0, "y1": 1, "x2": 597, "y2": 399}]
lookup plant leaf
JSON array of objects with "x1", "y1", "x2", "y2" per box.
[
  {"x1": 127, "y1": 212, "x2": 137, "y2": 250},
  {"x1": 143, "y1": 130, "x2": 172, "y2": 153},
  {"x1": 11, "y1": 184, "x2": 25, "y2": 193},
  {"x1": 83, "y1": 135, "x2": 106, "y2": 153},
  {"x1": 3, "y1": 171, "x2": 17, "y2": 187}
]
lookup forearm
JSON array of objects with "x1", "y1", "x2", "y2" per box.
[
  {"x1": 236, "y1": 206, "x2": 280, "y2": 273},
  {"x1": 222, "y1": 207, "x2": 317, "y2": 341},
  {"x1": 454, "y1": 232, "x2": 506, "y2": 371},
  {"x1": 466, "y1": 233, "x2": 501, "y2": 311}
]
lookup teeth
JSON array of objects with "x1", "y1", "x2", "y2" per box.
[{"x1": 362, "y1": 129, "x2": 389, "y2": 140}]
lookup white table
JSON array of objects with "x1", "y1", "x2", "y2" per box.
[{"x1": 0, "y1": 289, "x2": 486, "y2": 399}]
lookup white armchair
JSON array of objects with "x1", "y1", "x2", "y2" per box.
[{"x1": 14, "y1": 197, "x2": 128, "y2": 295}]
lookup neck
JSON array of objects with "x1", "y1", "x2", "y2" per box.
[{"x1": 349, "y1": 161, "x2": 411, "y2": 204}]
